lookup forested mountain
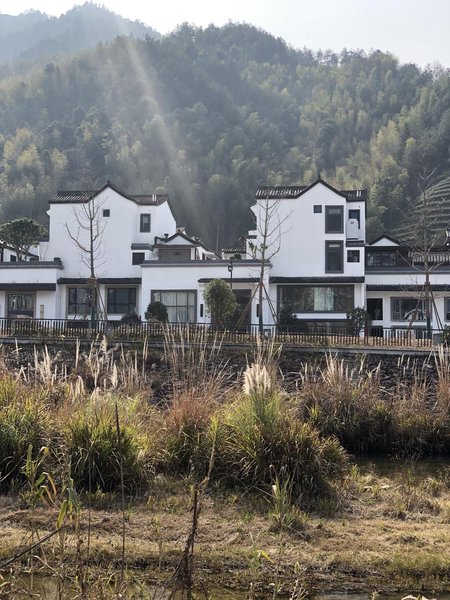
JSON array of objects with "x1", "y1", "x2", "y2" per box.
[
  {"x1": 0, "y1": 21, "x2": 449, "y2": 248},
  {"x1": 0, "y1": 3, "x2": 158, "y2": 66}
]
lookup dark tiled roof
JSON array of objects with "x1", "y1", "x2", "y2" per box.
[
  {"x1": 222, "y1": 248, "x2": 246, "y2": 253},
  {"x1": 367, "y1": 284, "x2": 450, "y2": 291},
  {"x1": 58, "y1": 277, "x2": 141, "y2": 284},
  {"x1": 0, "y1": 283, "x2": 56, "y2": 290},
  {"x1": 255, "y1": 178, "x2": 367, "y2": 202},
  {"x1": 50, "y1": 182, "x2": 168, "y2": 206},
  {"x1": 255, "y1": 186, "x2": 307, "y2": 199},
  {"x1": 270, "y1": 276, "x2": 365, "y2": 283},
  {"x1": 198, "y1": 277, "x2": 258, "y2": 283}
]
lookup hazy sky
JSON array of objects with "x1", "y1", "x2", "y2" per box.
[{"x1": 1, "y1": 0, "x2": 449, "y2": 67}]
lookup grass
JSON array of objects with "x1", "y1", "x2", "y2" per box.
[{"x1": 0, "y1": 334, "x2": 449, "y2": 596}]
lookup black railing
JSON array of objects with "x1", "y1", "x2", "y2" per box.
[{"x1": 0, "y1": 318, "x2": 445, "y2": 349}]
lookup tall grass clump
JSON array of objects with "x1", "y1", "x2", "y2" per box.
[
  {"x1": 0, "y1": 379, "x2": 52, "y2": 492},
  {"x1": 215, "y1": 362, "x2": 348, "y2": 502},
  {"x1": 63, "y1": 395, "x2": 150, "y2": 493},
  {"x1": 297, "y1": 354, "x2": 393, "y2": 454}
]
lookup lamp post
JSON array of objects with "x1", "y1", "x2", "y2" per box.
[{"x1": 227, "y1": 258, "x2": 234, "y2": 289}]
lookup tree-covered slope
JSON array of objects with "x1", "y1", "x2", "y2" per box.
[
  {"x1": 0, "y1": 3, "x2": 159, "y2": 65},
  {"x1": 0, "y1": 22, "x2": 448, "y2": 248}
]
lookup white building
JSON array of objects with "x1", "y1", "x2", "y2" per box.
[{"x1": 0, "y1": 177, "x2": 449, "y2": 333}]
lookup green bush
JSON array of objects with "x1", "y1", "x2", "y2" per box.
[
  {"x1": 65, "y1": 401, "x2": 148, "y2": 493},
  {"x1": 0, "y1": 391, "x2": 51, "y2": 492},
  {"x1": 145, "y1": 301, "x2": 168, "y2": 322}
]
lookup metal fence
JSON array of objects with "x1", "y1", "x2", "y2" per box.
[{"x1": 0, "y1": 318, "x2": 445, "y2": 349}]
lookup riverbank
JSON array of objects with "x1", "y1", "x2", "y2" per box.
[{"x1": 1, "y1": 462, "x2": 450, "y2": 597}]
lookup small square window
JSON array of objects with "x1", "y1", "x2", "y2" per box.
[
  {"x1": 313, "y1": 205, "x2": 322, "y2": 213},
  {"x1": 132, "y1": 252, "x2": 145, "y2": 265},
  {"x1": 103, "y1": 209, "x2": 110, "y2": 217},
  {"x1": 347, "y1": 250, "x2": 360, "y2": 263},
  {"x1": 140, "y1": 213, "x2": 151, "y2": 233}
]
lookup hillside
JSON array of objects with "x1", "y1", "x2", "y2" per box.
[
  {"x1": 0, "y1": 22, "x2": 449, "y2": 248},
  {"x1": 0, "y1": 3, "x2": 159, "y2": 65}
]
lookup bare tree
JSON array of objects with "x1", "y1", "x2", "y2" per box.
[
  {"x1": 399, "y1": 169, "x2": 450, "y2": 336},
  {"x1": 251, "y1": 184, "x2": 291, "y2": 334},
  {"x1": 66, "y1": 194, "x2": 107, "y2": 324}
]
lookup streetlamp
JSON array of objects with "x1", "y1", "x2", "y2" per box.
[{"x1": 227, "y1": 258, "x2": 234, "y2": 289}]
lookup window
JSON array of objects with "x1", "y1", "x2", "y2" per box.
[
  {"x1": 140, "y1": 213, "x2": 151, "y2": 233},
  {"x1": 347, "y1": 250, "x2": 360, "y2": 263},
  {"x1": 7, "y1": 293, "x2": 34, "y2": 317},
  {"x1": 152, "y1": 290, "x2": 196, "y2": 323},
  {"x1": 325, "y1": 206, "x2": 343, "y2": 233},
  {"x1": 348, "y1": 209, "x2": 360, "y2": 226},
  {"x1": 391, "y1": 297, "x2": 428, "y2": 321},
  {"x1": 366, "y1": 251, "x2": 400, "y2": 267},
  {"x1": 325, "y1": 241, "x2": 343, "y2": 273},
  {"x1": 103, "y1": 209, "x2": 110, "y2": 217},
  {"x1": 107, "y1": 288, "x2": 137, "y2": 315},
  {"x1": 445, "y1": 298, "x2": 450, "y2": 321},
  {"x1": 279, "y1": 286, "x2": 353, "y2": 313},
  {"x1": 367, "y1": 298, "x2": 383, "y2": 321},
  {"x1": 68, "y1": 287, "x2": 91, "y2": 315},
  {"x1": 132, "y1": 252, "x2": 145, "y2": 265},
  {"x1": 10, "y1": 255, "x2": 17, "y2": 262},
  {"x1": 313, "y1": 205, "x2": 322, "y2": 213}
]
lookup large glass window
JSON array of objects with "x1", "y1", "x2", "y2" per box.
[
  {"x1": 152, "y1": 290, "x2": 196, "y2": 323},
  {"x1": 8, "y1": 293, "x2": 34, "y2": 317},
  {"x1": 391, "y1": 297, "x2": 428, "y2": 321},
  {"x1": 68, "y1": 287, "x2": 91, "y2": 315},
  {"x1": 446, "y1": 298, "x2": 450, "y2": 321},
  {"x1": 325, "y1": 241, "x2": 343, "y2": 273},
  {"x1": 279, "y1": 286, "x2": 353, "y2": 313},
  {"x1": 107, "y1": 288, "x2": 137, "y2": 315},
  {"x1": 325, "y1": 206, "x2": 343, "y2": 233}
]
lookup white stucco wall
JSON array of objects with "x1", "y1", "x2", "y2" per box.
[
  {"x1": 252, "y1": 182, "x2": 366, "y2": 279},
  {"x1": 40, "y1": 188, "x2": 177, "y2": 278}
]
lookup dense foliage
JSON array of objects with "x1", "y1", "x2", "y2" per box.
[{"x1": 0, "y1": 18, "x2": 449, "y2": 248}]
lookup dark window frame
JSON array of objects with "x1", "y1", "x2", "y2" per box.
[
  {"x1": 7, "y1": 293, "x2": 35, "y2": 317},
  {"x1": 68, "y1": 287, "x2": 91, "y2": 315},
  {"x1": 151, "y1": 289, "x2": 197, "y2": 323},
  {"x1": 347, "y1": 249, "x2": 360, "y2": 263},
  {"x1": 278, "y1": 285, "x2": 354, "y2": 314},
  {"x1": 446, "y1": 298, "x2": 450, "y2": 321},
  {"x1": 313, "y1": 205, "x2": 322, "y2": 213},
  {"x1": 348, "y1": 209, "x2": 360, "y2": 227},
  {"x1": 325, "y1": 206, "x2": 344, "y2": 233},
  {"x1": 132, "y1": 252, "x2": 145, "y2": 265},
  {"x1": 140, "y1": 213, "x2": 151, "y2": 233},
  {"x1": 391, "y1": 297, "x2": 429, "y2": 322},
  {"x1": 103, "y1": 209, "x2": 110, "y2": 217},
  {"x1": 325, "y1": 240, "x2": 344, "y2": 273},
  {"x1": 107, "y1": 287, "x2": 137, "y2": 315}
]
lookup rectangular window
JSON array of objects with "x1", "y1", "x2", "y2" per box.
[
  {"x1": 325, "y1": 206, "x2": 343, "y2": 233},
  {"x1": 132, "y1": 252, "x2": 145, "y2": 265},
  {"x1": 348, "y1": 209, "x2": 360, "y2": 226},
  {"x1": 107, "y1": 287, "x2": 137, "y2": 315},
  {"x1": 7, "y1": 293, "x2": 34, "y2": 317},
  {"x1": 391, "y1": 297, "x2": 428, "y2": 321},
  {"x1": 313, "y1": 205, "x2": 322, "y2": 213},
  {"x1": 366, "y1": 251, "x2": 400, "y2": 267},
  {"x1": 367, "y1": 298, "x2": 383, "y2": 321},
  {"x1": 347, "y1": 250, "x2": 360, "y2": 263},
  {"x1": 68, "y1": 287, "x2": 91, "y2": 315},
  {"x1": 152, "y1": 290, "x2": 196, "y2": 323},
  {"x1": 279, "y1": 286, "x2": 354, "y2": 313},
  {"x1": 10, "y1": 255, "x2": 17, "y2": 262},
  {"x1": 446, "y1": 298, "x2": 450, "y2": 321},
  {"x1": 325, "y1": 241, "x2": 343, "y2": 273},
  {"x1": 140, "y1": 213, "x2": 151, "y2": 233},
  {"x1": 103, "y1": 209, "x2": 110, "y2": 217}
]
